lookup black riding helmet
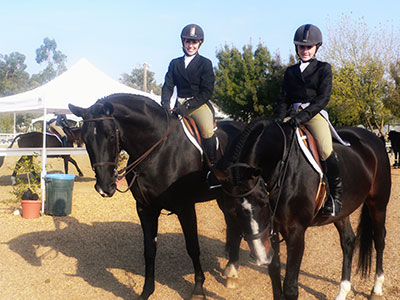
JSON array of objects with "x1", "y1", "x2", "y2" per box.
[
  {"x1": 181, "y1": 24, "x2": 204, "y2": 44},
  {"x1": 294, "y1": 24, "x2": 322, "y2": 60},
  {"x1": 294, "y1": 24, "x2": 322, "y2": 46}
]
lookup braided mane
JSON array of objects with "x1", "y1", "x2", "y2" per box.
[{"x1": 230, "y1": 118, "x2": 270, "y2": 164}]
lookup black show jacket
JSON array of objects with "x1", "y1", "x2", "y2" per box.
[
  {"x1": 274, "y1": 59, "x2": 332, "y2": 124},
  {"x1": 161, "y1": 54, "x2": 215, "y2": 109}
]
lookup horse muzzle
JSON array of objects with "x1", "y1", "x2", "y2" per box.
[
  {"x1": 95, "y1": 182, "x2": 116, "y2": 197},
  {"x1": 248, "y1": 239, "x2": 275, "y2": 266}
]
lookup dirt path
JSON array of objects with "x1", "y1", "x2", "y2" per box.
[{"x1": 0, "y1": 154, "x2": 399, "y2": 299}]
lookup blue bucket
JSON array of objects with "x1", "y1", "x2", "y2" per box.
[{"x1": 45, "y1": 174, "x2": 76, "y2": 180}]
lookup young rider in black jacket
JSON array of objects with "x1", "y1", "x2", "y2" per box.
[
  {"x1": 274, "y1": 24, "x2": 342, "y2": 216},
  {"x1": 162, "y1": 24, "x2": 220, "y2": 188}
]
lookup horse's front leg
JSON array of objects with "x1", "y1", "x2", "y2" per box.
[
  {"x1": 217, "y1": 197, "x2": 242, "y2": 289},
  {"x1": 268, "y1": 230, "x2": 284, "y2": 300},
  {"x1": 222, "y1": 218, "x2": 242, "y2": 289},
  {"x1": 334, "y1": 217, "x2": 355, "y2": 300},
  {"x1": 283, "y1": 229, "x2": 306, "y2": 300},
  {"x1": 137, "y1": 203, "x2": 161, "y2": 300},
  {"x1": 177, "y1": 205, "x2": 206, "y2": 300}
]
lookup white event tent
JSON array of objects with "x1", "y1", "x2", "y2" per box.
[
  {"x1": 0, "y1": 58, "x2": 160, "y2": 209},
  {"x1": 0, "y1": 57, "x2": 160, "y2": 114}
]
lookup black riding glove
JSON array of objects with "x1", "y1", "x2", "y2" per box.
[{"x1": 176, "y1": 100, "x2": 194, "y2": 116}]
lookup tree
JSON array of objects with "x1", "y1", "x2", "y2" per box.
[
  {"x1": 384, "y1": 60, "x2": 400, "y2": 120},
  {"x1": 322, "y1": 14, "x2": 399, "y2": 130},
  {"x1": 120, "y1": 65, "x2": 161, "y2": 95},
  {"x1": 213, "y1": 43, "x2": 287, "y2": 122},
  {"x1": 30, "y1": 37, "x2": 67, "y2": 86},
  {"x1": 0, "y1": 52, "x2": 30, "y2": 96}
]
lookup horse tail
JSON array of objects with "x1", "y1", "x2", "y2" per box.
[
  {"x1": 356, "y1": 203, "x2": 373, "y2": 277},
  {"x1": 8, "y1": 134, "x2": 22, "y2": 149}
]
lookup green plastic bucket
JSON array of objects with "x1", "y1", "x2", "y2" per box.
[{"x1": 45, "y1": 174, "x2": 75, "y2": 216}]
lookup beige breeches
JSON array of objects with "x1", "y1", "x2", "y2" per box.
[
  {"x1": 188, "y1": 104, "x2": 214, "y2": 139},
  {"x1": 49, "y1": 121, "x2": 66, "y2": 138},
  {"x1": 304, "y1": 113, "x2": 333, "y2": 160}
]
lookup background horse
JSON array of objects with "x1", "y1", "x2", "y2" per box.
[
  {"x1": 69, "y1": 93, "x2": 244, "y2": 300},
  {"x1": 216, "y1": 119, "x2": 391, "y2": 300},
  {"x1": 4, "y1": 127, "x2": 84, "y2": 185},
  {"x1": 388, "y1": 130, "x2": 400, "y2": 168}
]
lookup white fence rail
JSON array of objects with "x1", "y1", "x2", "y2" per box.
[{"x1": 0, "y1": 147, "x2": 87, "y2": 156}]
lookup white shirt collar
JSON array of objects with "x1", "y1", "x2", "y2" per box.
[
  {"x1": 184, "y1": 54, "x2": 196, "y2": 68},
  {"x1": 300, "y1": 61, "x2": 310, "y2": 72}
]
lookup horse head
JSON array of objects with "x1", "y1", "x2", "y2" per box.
[
  {"x1": 216, "y1": 119, "x2": 289, "y2": 266},
  {"x1": 69, "y1": 101, "x2": 120, "y2": 197}
]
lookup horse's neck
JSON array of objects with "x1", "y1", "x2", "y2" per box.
[{"x1": 117, "y1": 113, "x2": 169, "y2": 155}]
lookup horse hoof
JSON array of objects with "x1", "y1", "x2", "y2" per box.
[
  {"x1": 369, "y1": 293, "x2": 383, "y2": 300},
  {"x1": 226, "y1": 277, "x2": 238, "y2": 289},
  {"x1": 79, "y1": 172, "x2": 84, "y2": 177},
  {"x1": 190, "y1": 294, "x2": 206, "y2": 300}
]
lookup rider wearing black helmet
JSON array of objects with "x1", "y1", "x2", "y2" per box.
[
  {"x1": 162, "y1": 24, "x2": 220, "y2": 188},
  {"x1": 274, "y1": 24, "x2": 342, "y2": 216}
]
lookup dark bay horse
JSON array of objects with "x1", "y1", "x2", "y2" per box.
[
  {"x1": 5, "y1": 127, "x2": 84, "y2": 185},
  {"x1": 388, "y1": 130, "x2": 400, "y2": 168},
  {"x1": 68, "y1": 93, "x2": 244, "y2": 300},
  {"x1": 215, "y1": 119, "x2": 391, "y2": 300}
]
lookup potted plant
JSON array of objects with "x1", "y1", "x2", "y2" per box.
[{"x1": 9, "y1": 154, "x2": 42, "y2": 218}]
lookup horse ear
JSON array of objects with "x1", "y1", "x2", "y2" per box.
[
  {"x1": 69, "y1": 104, "x2": 86, "y2": 118},
  {"x1": 103, "y1": 102, "x2": 114, "y2": 116}
]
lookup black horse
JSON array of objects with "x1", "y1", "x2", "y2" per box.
[
  {"x1": 388, "y1": 130, "x2": 400, "y2": 168},
  {"x1": 215, "y1": 119, "x2": 391, "y2": 300},
  {"x1": 68, "y1": 93, "x2": 244, "y2": 300},
  {"x1": 4, "y1": 127, "x2": 84, "y2": 185}
]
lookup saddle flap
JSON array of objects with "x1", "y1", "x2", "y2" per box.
[
  {"x1": 297, "y1": 125, "x2": 322, "y2": 171},
  {"x1": 183, "y1": 117, "x2": 202, "y2": 146}
]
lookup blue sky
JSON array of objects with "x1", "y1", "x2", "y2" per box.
[{"x1": 1, "y1": 0, "x2": 399, "y2": 85}]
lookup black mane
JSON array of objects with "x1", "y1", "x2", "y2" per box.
[{"x1": 229, "y1": 118, "x2": 271, "y2": 164}]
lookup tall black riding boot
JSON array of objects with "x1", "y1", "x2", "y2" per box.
[
  {"x1": 203, "y1": 135, "x2": 221, "y2": 189},
  {"x1": 61, "y1": 136, "x2": 68, "y2": 147},
  {"x1": 320, "y1": 152, "x2": 342, "y2": 216}
]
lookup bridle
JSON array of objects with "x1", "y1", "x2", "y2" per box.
[
  {"x1": 222, "y1": 121, "x2": 297, "y2": 242},
  {"x1": 222, "y1": 163, "x2": 267, "y2": 198},
  {"x1": 83, "y1": 116, "x2": 120, "y2": 171},
  {"x1": 83, "y1": 113, "x2": 180, "y2": 196}
]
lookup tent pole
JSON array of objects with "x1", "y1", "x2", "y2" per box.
[
  {"x1": 41, "y1": 104, "x2": 47, "y2": 214},
  {"x1": 13, "y1": 112, "x2": 16, "y2": 136}
]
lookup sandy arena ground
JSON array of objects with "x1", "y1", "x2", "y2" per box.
[{"x1": 0, "y1": 153, "x2": 399, "y2": 300}]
